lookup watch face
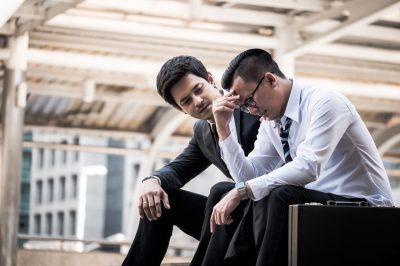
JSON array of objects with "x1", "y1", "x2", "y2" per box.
[{"x1": 235, "y1": 181, "x2": 245, "y2": 189}]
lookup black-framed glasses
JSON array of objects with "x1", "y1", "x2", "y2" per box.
[{"x1": 240, "y1": 75, "x2": 265, "y2": 113}]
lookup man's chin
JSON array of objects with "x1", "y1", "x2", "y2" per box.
[{"x1": 198, "y1": 111, "x2": 212, "y2": 121}]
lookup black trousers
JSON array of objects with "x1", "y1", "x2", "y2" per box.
[
  {"x1": 192, "y1": 183, "x2": 248, "y2": 266},
  {"x1": 225, "y1": 185, "x2": 367, "y2": 266},
  {"x1": 122, "y1": 182, "x2": 235, "y2": 266}
]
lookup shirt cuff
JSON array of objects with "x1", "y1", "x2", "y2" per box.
[{"x1": 246, "y1": 177, "x2": 269, "y2": 201}]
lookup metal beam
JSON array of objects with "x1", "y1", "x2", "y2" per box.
[
  {"x1": 284, "y1": 0, "x2": 400, "y2": 57},
  {"x1": 47, "y1": 13, "x2": 278, "y2": 49},
  {"x1": 80, "y1": 0, "x2": 287, "y2": 26},
  {"x1": 22, "y1": 141, "x2": 179, "y2": 158},
  {"x1": 25, "y1": 82, "x2": 168, "y2": 106},
  {"x1": 24, "y1": 125, "x2": 149, "y2": 140},
  {"x1": 312, "y1": 43, "x2": 400, "y2": 64},
  {"x1": 15, "y1": 1, "x2": 84, "y2": 35},
  {"x1": 374, "y1": 124, "x2": 400, "y2": 156},
  {"x1": 210, "y1": 0, "x2": 326, "y2": 11}
]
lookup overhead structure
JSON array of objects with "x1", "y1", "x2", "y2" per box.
[{"x1": 0, "y1": 0, "x2": 400, "y2": 261}]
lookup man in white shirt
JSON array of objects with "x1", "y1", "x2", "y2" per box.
[{"x1": 210, "y1": 48, "x2": 394, "y2": 266}]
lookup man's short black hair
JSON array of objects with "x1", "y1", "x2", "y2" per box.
[
  {"x1": 222, "y1": 48, "x2": 286, "y2": 90},
  {"x1": 157, "y1": 55, "x2": 209, "y2": 110}
]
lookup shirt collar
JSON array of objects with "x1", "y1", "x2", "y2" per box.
[
  {"x1": 272, "y1": 79, "x2": 301, "y2": 128},
  {"x1": 284, "y1": 79, "x2": 301, "y2": 123}
]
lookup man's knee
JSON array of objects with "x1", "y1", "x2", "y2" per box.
[
  {"x1": 269, "y1": 185, "x2": 301, "y2": 203},
  {"x1": 208, "y1": 182, "x2": 235, "y2": 201}
]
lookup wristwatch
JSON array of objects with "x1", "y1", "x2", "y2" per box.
[
  {"x1": 235, "y1": 182, "x2": 249, "y2": 201},
  {"x1": 141, "y1": 175, "x2": 161, "y2": 185}
]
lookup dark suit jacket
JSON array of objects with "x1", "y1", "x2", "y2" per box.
[{"x1": 153, "y1": 110, "x2": 260, "y2": 192}]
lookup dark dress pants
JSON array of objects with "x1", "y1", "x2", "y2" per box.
[
  {"x1": 253, "y1": 186, "x2": 368, "y2": 266},
  {"x1": 122, "y1": 182, "x2": 236, "y2": 266},
  {"x1": 191, "y1": 182, "x2": 250, "y2": 266}
]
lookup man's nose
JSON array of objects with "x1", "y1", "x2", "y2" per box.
[{"x1": 194, "y1": 95, "x2": 203, "y2": 106}]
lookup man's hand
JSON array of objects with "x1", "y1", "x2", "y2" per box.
[
  {"x1": 212, "y1": 91, "x2": 240, "y2": 140},
  {"x1": 138, "y1": 178, "x2": 170, "y2": 221},
  {"x1": 210, "y1": 188, "x2": 241, "y2": 233}
]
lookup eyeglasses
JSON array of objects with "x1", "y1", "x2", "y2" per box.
[{"x1": 240, "y1": 75, "x2": 265, "y2": 113}]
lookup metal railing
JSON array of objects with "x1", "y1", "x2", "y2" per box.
[{"x1": 18, "y1": 234, "x2": 197, "y2": 254}]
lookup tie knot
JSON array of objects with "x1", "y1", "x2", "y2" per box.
[{"x1": 280, "y1": 117, "x2": 292, "y2": 133}]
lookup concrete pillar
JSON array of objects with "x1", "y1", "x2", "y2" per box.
[
  {"x1": 0, "y1": 33, "x2": 28, "y2": 266},
  {"x1": 274, "y1": 27, "x2": 296, "y2": 78}
]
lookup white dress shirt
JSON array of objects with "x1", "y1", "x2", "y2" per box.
[{"x1": 220, "y1": 80, "x2": 393, "y2": 206}]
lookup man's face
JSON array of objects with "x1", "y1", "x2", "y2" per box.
[
  {"x1": 230, "y1": 73, "x2": 283, "y2": 121},
  {"x1": 171, "y1": 73, "x2": 222, "y2": 121}
]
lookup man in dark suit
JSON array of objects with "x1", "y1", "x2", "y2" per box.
[{"x1": 122, "y1": 55, "x2": 260, "y2": 266}]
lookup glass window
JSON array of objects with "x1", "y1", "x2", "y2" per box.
[
  {"x1": 48, "y1": 178, "x2": 54, "y2": 202},
  {"x1": 60, "y1": 176, "x2": 66, "y2": 201},
  {"x1": 51, "y1": 149, "x2": 56, "y2": 166},
  {"x1": 73, "y1": 137, "x2": 79, "y2": 161},
  {"x1": 61, "y1": 140, "x2": 68, "y2": 164},
  {"x1": 132, "y1": 163, "x2": 140, "y2": 188},
  {"x1": 34, "y1": 214, "x2": 41, "y2": 235},
  {"x1": 71, "y1": 174, "x2": 78, "y2": 199},
  {"x1": 36, "y1": 180, "x2": 42, "y2": 204},
  {"x1": 38, "y1": 148, "x2": 44, "y2": 168},
  {"x1": 46, "y1": 213, "x2": 52, "y2": 235},
  {"x1": 70, "y1": 210, "x2": 76, "y2": 236},
  {"x1": 57, "y1": 212, "x2": 64, "y2": 236}
]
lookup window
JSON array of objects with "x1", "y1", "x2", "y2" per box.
[
  {"x1": 46, "y1": 213, "x2": 52, "y2": 235},
  {"x1": 73, "y1": 137, "x2": 79, "y2": 161},
  {"x1": 70, "y1": 211, "x2": 76, "y2": 236},
  {"x1": 71, "y1": 174, "x2": 78, "y2": 199},
  {"x1": 60, "y1": 176, "x2": 66, "y2": 201},
  {"x1": 51, "y1": 149, "x2": 56, "y2": 166},
  {"x1": 36, "y1": 180, "x2": 42, "y2": 204},
  {"x1": 57, "y1": 212, "x2": 64, "y2": 236},
  {"x1": 61, "y1": 140, "x2": 68, "y2": 164},
  {"x1": 38, "y1": 148, "x2": 44, "y2": 168},
  {"x1": 132, "y1": 163, "x2": 140, "y2": 188},
  {"x1": 34, "y1": 214, "x2": 41, "y2": 235},
  {"x1": 48, "y1": 178, "x2": 54, "y2": 202},
  {"x1": 19, "y1": 214, "x2": 29, "y2": 234}
]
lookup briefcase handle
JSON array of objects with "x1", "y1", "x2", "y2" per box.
[{"x1": 326, "y1": 200, "x2": 370, "y2": 207}]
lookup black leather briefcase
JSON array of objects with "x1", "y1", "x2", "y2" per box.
[{"x1": 288, "y1": 204, "x2": 400, "y2": 266}]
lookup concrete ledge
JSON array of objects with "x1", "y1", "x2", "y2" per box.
[
  {"x1": 18, "y1": 249, "x2": 125, "y2": 266},
  {"x1": 17, "y1": 249, "x2": 191, "y2": 266}
]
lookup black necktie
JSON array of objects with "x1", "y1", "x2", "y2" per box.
[
  {"x1": 211, "y1": 124, "x2": 219, "y2": 140},
  {"x1": 280, "y1": 117, "x2": 292, "y2": 163},
  {"x1": 211, "y1": 124, "x2": 220, "y2": 153}
]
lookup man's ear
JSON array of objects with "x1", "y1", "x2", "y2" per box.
[
  {"x1": 266, "y1": 72, "x2": 277, "y2": 86},
  {"x1": 207, "y1": 72, "x2": 214, "y2": 84}
]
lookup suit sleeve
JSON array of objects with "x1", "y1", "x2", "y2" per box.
[{"x1": 152, "y1": 128, "x2": 212, "y2": 192}]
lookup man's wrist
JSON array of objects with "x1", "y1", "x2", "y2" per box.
[
  {"x1": 217, "y1": 126, "x2": 231, "y2": 141},
  {"x1": 141, "y1": 175, "x2": 161, "y2": 185},
  {"x1": 245, "y1": 182, "x2": 255, "y2": 200},
  {"x1": 235, "y1": 182, "x2": 248, "y2": 200}
]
